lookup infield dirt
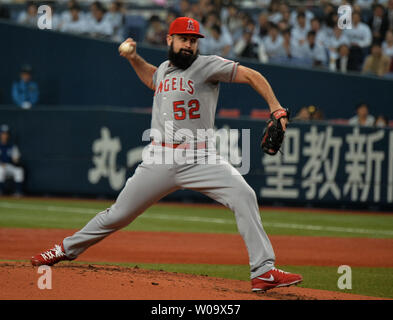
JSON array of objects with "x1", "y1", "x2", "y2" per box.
[{"x1": 0, "y1": 228, "x2": 392, "y2": 300}]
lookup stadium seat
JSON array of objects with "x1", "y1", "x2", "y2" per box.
[
  {"x1": 218, "y1": 108, "x2": 241, "y2": 118},
  {"x1": 250, "y1": 109, "x2": 270, "y2": 120},
  {"x1": 330, "y1": 118, "x2": 349, "y2": 125}
]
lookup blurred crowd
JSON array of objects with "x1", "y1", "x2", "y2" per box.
[
  {"x1": 168, "y1": 0, "x2": 393, "y2": 77},
  {"x1": 1, "y1": 0, "x2": 393, "y2": 77},
  {"x1": 0, "y1": 0, "x2": 126, "y2": 41},
  {"x1": 293, "y1": 102, "x2": 390, "y2": 127},
  {"x1": 0, "y1": 0, "x2": 393, "y2": 77}
]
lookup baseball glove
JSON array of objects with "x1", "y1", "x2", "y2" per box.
[{"x1": 261, "y1": 108, "x2": 290, "y2": 155}]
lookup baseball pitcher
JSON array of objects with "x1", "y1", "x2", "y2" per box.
[{"x1": 31, "y1": 17, "x2": 302, "y2": 292}]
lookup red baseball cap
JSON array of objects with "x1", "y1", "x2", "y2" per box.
[{"x1": 169, "y1": 17, "x2": 205, "y2": 38}]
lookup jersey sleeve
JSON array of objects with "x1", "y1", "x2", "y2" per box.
[
  {"x1": 153, "y1": 61, "x2": 168, "y2": 89},
  {"x1": 203, "y1": 55, "x2": 239, "y2": 83},
  {"x1": 152, "y1": 69, "x2": 158, "y2": 88}
]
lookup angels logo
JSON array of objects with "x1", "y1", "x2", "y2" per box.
[{"x1": 187, "y1": 19, "x2": 195, "y2": 31}]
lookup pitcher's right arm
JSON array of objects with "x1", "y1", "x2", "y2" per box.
[{"x1": 119, "y1": 38, "x2": 157, "y2": 91}]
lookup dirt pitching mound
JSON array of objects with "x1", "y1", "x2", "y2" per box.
[{"x1": 0, "y1": 262, "x2": 385, "y2": 300}]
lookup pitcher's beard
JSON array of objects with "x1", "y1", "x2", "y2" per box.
[{"x1": 168, "y1": 43, "x2": 199, "y2": 69}]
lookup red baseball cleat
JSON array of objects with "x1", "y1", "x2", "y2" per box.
[
  {"x1": 31, "y1": 243, "x2": 70, "y2": 266},
  {"x1": 251, "y1": 267, "x2": 303, "y2": 292}
]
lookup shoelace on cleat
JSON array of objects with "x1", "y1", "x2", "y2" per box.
[
  {"x1": 40, "y1": 244, "x2": 65, "y2": 261},
  {"x1": 271, "y1": 267, "x2": 289, "y2": 274}
]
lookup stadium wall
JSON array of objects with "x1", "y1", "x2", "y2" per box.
[
  {"x1": 1, "y1": 21, "x2": 393, "y2": 120},
  {"x1": 1, "y1": 106, "x2": 392, "y2": 209}
]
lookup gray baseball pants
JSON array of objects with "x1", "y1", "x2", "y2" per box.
[{"x1": 63, "y1": 147, "x2": 275, "y2": 279}]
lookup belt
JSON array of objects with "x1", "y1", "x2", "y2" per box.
[{"x1": 152, "y1": 141, "x2": 207, "y2": 149}]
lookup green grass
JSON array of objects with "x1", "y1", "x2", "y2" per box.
[
  {"x1": 0, "y1": 198, "x2": 393, "y2": 238},
  {"x1": 1, "y1": 197, "x2": 392, "y2": 299}
]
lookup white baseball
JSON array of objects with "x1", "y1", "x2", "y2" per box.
[{"x1": 119, "y1": 42, "x2": 135, "y2": 54}]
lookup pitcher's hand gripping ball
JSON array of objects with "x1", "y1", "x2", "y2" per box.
[
  {"x1": 261, "y1": 108, "x2": 290, "y2": 155},
  {"x1": 119, "y1": 42, "x2": 135, "y2": 55}
]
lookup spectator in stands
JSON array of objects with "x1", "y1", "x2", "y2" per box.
[
  {"x1": 106, "y1": 1, "x2": 125, "y2": 41},
  {"x1": 17, "y1": 1, "x2": 38, "y2": 28},
  {"x1": 280, "y1": 28, "x2": 293, "y2": 61},
  {"x1": 351, "y1": 4, "x2": 363, "y2": 15},
  {"x1": 204, "y1": 10, "x2": 232, "y2": 43},
  {"x1": 263, "y1": 23, "x2": 284, "y2": 61},
  {"x1": 345, "y1": 11, "x2": 373, "y2": 71},
  {"x1": 293, "y1": 105, "x2": 323, "y2": 121},
  {"x1": 278, "y1": 3, "x2": 291, "y2": 27},
  {"x1": 325, "y1": 10, "x2": 339, "y2": 35},
  {"x1": 362, "y1": 41, "x2": 391, "y2": 76},
  {"x1": 383, "y1": 29, "x2": 393, "y2": 54},
  {"x1": 0, "y1": 124, "x2": 25, "y2": 197},
  {"x1": 86, "y1": 1, "x2": 113, "y2": 38},
  {"x1": 303, "y1": 31, "x2": 328, "y2": 67},
  {"x1": 60, "y1": 0, "x2": 81, "y2": 27},
  {"x1": 368, "y1": 4, "x2": 389, "y2": 42},
  {"x1": 200, "y1": 24, "x2": 232, "y2": 57},
  {"x1": 267, "y1": 0, "x2": 281, "y2": 24},
  {"x1": 145, "y1": 15, "x2": 167, "y2": 46},
  {"x1": 233, "y1": 29, "x2": 260, "y2": 61},
  {"x1": 277, "y1": 20, "x2": 289, "y2": 33},
  {"x1": 60, "y1": 4, "x2": 88, "y2": 35},
  {"x1": 349, "y1": 103, "x2": 375, "y2": 126},
  {"x1": 254, "y1": 12, "x2": 270, "y2": 39},
  {"x1": 330, "y1": 44, "x2": 358, "y2": 73},
  {"x1": 12, "y1": 65, "x2": 39, "y2": 110},
  {"x1": 326, "y1": 25, "x2": 350, "y2": 62},
  {"x1": 276, "y1": 5, "x2": 291, "y2": 32},
  {"x1": 290, "y1": 6, "x2": 314, "y2": 30},
  {"x1": 291, "y1": 12, "x2": 310, "y2": 53},
  {"x1": 294, "y1": 106, "x2": 311, "y2": 121},
  {"x1": 291, "y1": 31, "x2": 311, "y2": 65},
  {"x1": 374, "y1": 114, "x2": 389, "y2": 127},
  {"x1": 310, "y1": 17, "x2": 328, "y2": 48},
  {"x1": 345, "y1": 12, "x2": 372, "y2": 49},
  {"x1": 312, "y1": 107, "x2": 324, "y2": 121},
  {"x1": 267, "y1": 0, "x2": 283, "y2": 24},
  {"x1": 308, "y1": 105, "x2": 324, "y2": 120},
  {"x1": 222, "y1": 3, "x2": 243, "y2": 36}
]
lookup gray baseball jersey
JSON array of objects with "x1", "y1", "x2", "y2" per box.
[
  {"x1": 151, "y1": 55, "x2": 238, "y2": 143},
  {"x1": 63, "y1": 54, "x2": 276, "y2": 279}
]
